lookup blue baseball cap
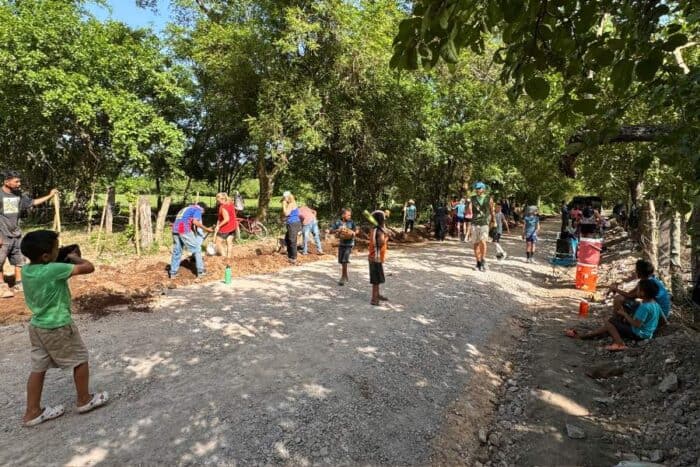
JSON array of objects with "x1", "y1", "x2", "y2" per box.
[{"x1": 474, "y1": 182, "x2": 486, "y2": 190}]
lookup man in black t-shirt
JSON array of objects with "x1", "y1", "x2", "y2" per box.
[{"x1": 0, "y1": 171, "x2": 57, "y2": 298}]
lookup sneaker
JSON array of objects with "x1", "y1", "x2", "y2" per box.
[
  {"x1": 13, "y1": 281, "x2": 22, "y2": 292},
  {"x1": 197, "y1": 271, "x2": 207, "y2": 278},
  {"x1": 317, "y1": 251, "x2": 324, "y2": 255},
  {"x1": 502, "y1": 252, "x2": 508, "y2": 260},
  {"x1": 530, "y1": 258, "x2": 537, "y2": 264},
  {"x1": 338, "y1": 278, "x2": 346, "y2": 286},
  {"x1": 0, "y1": 284, "x2": 13, "y2": 298},
  {"x1": 481, "y1": 261, "x2": 487, "y2": 272}
]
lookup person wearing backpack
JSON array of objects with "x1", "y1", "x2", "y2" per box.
[{"x1": 169, "y1": 203, "x2": 213, "y2": 279}]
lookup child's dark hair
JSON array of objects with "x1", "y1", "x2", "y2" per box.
[
  {"x1": 371, "y1": 210, "x2": 385, "y2": 227},
  {"x1": 21, "y1": 230, "x2": 59, "y2": 263},
  {"x1": 340, "y1": 207, "x2": 352, "y2": 216},
  {"x1": 635, "y1": 260, "x2": 655, "y2": 278},
  {"x1": 638, "y1": 278, "x2": 660, "y2": 299}
]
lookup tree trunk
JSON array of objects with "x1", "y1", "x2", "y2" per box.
[
  {"x1": 155, "y1": 196, "x2": 172, "y2": 244},
  {"x1": 182, "y1": 176, "x2": 192, "y2": 205},
  {"x1": 691, "y1": 200, "x2": 700, "y2": 312},
  {"x1": 155, "y1": 177, "x2": 162, "y2": 211},
  {"x1": 138, "y1": 196, "x2": 154, "y2": 250},
  {"x1": 257, "y1": 169, "x2": 274, "y2": 221},
  {"x1": 105, "y1": 187, "x2": 115, "y2": 234},
  {"x1": 86, "y1": 186, "x2": 96, "y2": 233},
  {"x1": 560, "y1": 124, "x2": 673, "y2": 177},
  {"x1": 670, "y1": 210, "x2": 683, "y2": 299},
  {"x1": 640, "y1": 199, "x2": 659, "y2": 272},
  {"x1": 658, "y1": 205, "x2": 672, "y2": 281}
]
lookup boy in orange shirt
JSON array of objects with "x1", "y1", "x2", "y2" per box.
[{"x1": 369, "y1": 210, "x2": 388, "y2": 306}]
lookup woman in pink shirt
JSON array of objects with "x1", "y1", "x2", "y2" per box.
[{"x1": 298, "y1": 205, "x2": 324, "y2": 255}]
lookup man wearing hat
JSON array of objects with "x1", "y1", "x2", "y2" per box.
[
  {"x1": 403, "y1": 199, "x2": 417, "y2": 233},
  {"x1": 0, "y1": 170, "x2": 58, "y2": 298},
  {"x1": 470, "y1": 182, "x2": 495, "y2": 272}
]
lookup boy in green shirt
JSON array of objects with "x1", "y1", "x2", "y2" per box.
[{"x1": 20, "y1": 230, "x2": 108, "y2": 426}]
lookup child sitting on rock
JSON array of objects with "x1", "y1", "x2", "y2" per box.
[{"x1": 566, "y1": 278, "x2": 662, "y2": 351}]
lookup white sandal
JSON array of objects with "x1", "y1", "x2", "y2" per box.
[
  {"x1": 24, "y1": 405, "x2": 65, "y2": 427},
  {"x1": 77, "y1": 391, "x2": 109, "y2": 414}
]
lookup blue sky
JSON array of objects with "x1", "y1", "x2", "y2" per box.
[{"x1": 86, "y1": 0, "x2": 171, "y2": 32}]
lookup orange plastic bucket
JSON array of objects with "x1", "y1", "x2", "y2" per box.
[{"x1": 575, "y1": 263, "x2": 598, "y2": 291}]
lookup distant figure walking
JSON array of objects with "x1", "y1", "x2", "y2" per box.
[
  {"x1": 403, "y1": 200, "x2": 417, "y2": 233},
  {"x1": 470, "y1": 182, "x2": 495, "y2": 271}
]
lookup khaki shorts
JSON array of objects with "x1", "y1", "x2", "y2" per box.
[
  {"x1": 471, "y1": 224, "x2": 490, "y2": 243},
  {"x1": 29, "y1": 323, "x2": 89, "y2": 372}
]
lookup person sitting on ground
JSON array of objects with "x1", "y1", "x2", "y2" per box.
[
  {"x1": 403, "y1": 200, "x2": 417, "y2": 233},
  {"x1": 298, "y1": 204, "x2": 323, "y2": 255},
  {"x1": 330, "y1": 208, "x2": 358, "y2": 285},
  {"x1": 20, "y1": 230, "x2": 109, "y2": 426},
  {"x1": 566, "y1": 278, "x2": 661, "y2": 351},
  {"x1": 214, "y1": 193, "x2": 238, "y2": 259},
  {"x1": 609, "y1": 259, "x2": 672, "y2": 327},
  {"x1": 170, "y1": 202, "x2": 212, "y2": 279},
  {"x1": 369, "y1": 210, "x2": 388, "y2": 306}
]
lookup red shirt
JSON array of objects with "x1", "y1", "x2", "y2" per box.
[{"x1": 218, "y1": 203, "x2": 238, "y2": 233}]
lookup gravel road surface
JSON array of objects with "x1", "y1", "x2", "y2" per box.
[{"x1": 0, "y1": 237, "x2": 540, "y2": 465}]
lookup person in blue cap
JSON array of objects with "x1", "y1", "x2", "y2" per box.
[{"x1": 470, "y1": 182, "x2": 495, "y2": 271}]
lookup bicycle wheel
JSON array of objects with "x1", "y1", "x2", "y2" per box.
[{"x1": 250, "y1": 222, "x2": 267, "y2": 239}]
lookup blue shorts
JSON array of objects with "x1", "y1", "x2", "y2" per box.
[
  {"x1": 526, "y1": 232, "x2": 538, "y2": 243},
  {"x1": 456, "y1": 216, "x2": 465, "y2": 224}
]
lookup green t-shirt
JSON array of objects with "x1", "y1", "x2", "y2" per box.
[
  {"x1": 23, "y1": 262, "x2": 75, "y2": 329},
  {"x1": 470, "y1": 195, "x2": 490, "y2": 225}
]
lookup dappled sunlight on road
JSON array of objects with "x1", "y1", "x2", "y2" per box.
[
  {"x1": 532, "y1": 388, "x2": 590, "y2": 417},
  {"x1": 0, "y1": 238, "x2": 552, "y2": 465}
]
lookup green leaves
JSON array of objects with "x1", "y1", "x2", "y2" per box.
[
  {"x1": 524, "y1": 76, "x2": 550, "y2": 100},
  {"x1": 572, "y1": 98, "x2": 597, "y2": 115},
  {"x1": 635, "y1": 49, "x2": 663, "y2": 82},
  {"x1": 662, "y1": 33, "x2": 688, "y2": 51},
  {"x1": 611, "y1": 59, "x2": 635, "y2": 94}
]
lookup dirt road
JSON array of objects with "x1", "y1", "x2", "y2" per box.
[{"x1": 0, "y1": 235, "x2": 541, "y2": 465}]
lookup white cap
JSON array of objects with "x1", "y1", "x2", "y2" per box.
[{"x1": 283, "y1": 191, "x2": 291, "y2": 198}]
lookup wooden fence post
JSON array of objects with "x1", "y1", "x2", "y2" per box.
[
  {"x1": 105, "y1": 186, "x2": 115, "y2": 234},
  {"x1": 640, "y1": 199, "x2": 659, "y2": 273},
  {"x1": 86, "y1": 186, "x2": 96, "y2": 234},
  {"x1": 138, "y1": 195, "x2": 154, "y2": 250},
  {"x1": 155, "y1": 196, "x2": 172, "y2": 244},
  {"x1": 95, "y1": 191, "x2": 109, "y2": 255},
  {"x1": 134, "y1": 199, "x2": 141, "y2": 256}
]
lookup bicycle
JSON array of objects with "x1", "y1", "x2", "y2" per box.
[{"x1": 237, "y1": 215, "x2": 268, "y2": 239}]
